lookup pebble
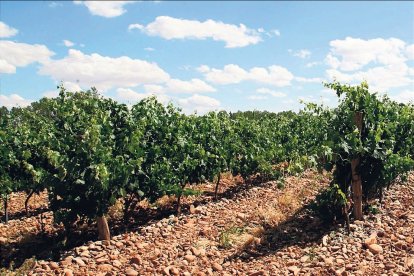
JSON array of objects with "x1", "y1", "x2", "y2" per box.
[{"x1": 125, "y1": 268, "x2": 139, "y2": 276}]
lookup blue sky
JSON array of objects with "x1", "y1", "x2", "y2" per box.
[{"x1": 1, "y1": 1, "x2": 413, "y2": 113}]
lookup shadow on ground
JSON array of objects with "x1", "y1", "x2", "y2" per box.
[
  {"x1": 224, "y1": 201, "x2": 341, "y2": 263},
  {"x1": 0, "y1": 178, "x2": 270, "y2": 269}
]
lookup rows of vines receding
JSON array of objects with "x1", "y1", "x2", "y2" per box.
[{"x1": 1, "y1": 82, "x2": 413, "y2": 240}]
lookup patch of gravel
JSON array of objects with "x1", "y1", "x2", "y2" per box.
[{"x1": 4, "y1": 171, "x2": 414, "y2": 276}]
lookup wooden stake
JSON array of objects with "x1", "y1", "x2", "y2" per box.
[
  {"x1": 351, "y1": 111, "x2": 363, "y2": 220},
  {"x1": 97, "y1": 215, "x2": 110, "y2": 240}
]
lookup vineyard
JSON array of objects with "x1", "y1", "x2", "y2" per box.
[{"x1": 1, "y1": 81, "x2": 414, "y2": 275}]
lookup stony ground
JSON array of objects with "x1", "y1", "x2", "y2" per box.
[{"x1": 1, "y1": 171, "x2": 413, "y2": 276}]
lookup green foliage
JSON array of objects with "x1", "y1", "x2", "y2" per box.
[
  {"x1": 1, "y1": 80, "x2": 412, "y2": 232},
  {"x1": 312, "y1": 81, "x2": 414, "y2": 219},
  {"x1": 311, "y1": 184, "x2": 347, "y2": 221}
]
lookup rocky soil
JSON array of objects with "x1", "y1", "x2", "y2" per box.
[{"x1": 1, "y1": 171, "x2": 413, "y2": 276}]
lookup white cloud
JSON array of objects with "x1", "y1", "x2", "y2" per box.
[
  {"x1": 49, "y1": 2, "x2": 62, "y2": 8},
  {"x1": 272, "y1": 29, "x2": 281, "y2": 36},
  {"x1": 144, "y1": 47, "x2": 155, "y2": 51},
  {"x1": 38, "y1": 49, "x2": 170, "y2": 91},
  {"x1": 130, "y1": 16, "x2": 262, "y2": 48},
  {"x1": 178, "y1": 94, "x2": 220, "y2": 114},
  {"x1": 406, "y1": 44, "x2": 414, "y2": 60},
  {"x1": 289, "y1": 49, "x2": 311, "y2": 59},
  {"x1": 325, "y1": 37, "x2": 414, "y2": 93},
  {"x1": 143, "y1": 84, "x2": 164, "y2": 94},
  {"x1": 116, "y1": 87, "x2": 169, "y2": 104},
  {"x1": 305, "y1": 61, "x2": 320, "y2": 68},
  {"x1": 128, "y1": 24, "x2": 143, "y2": 31},
  {"x1": 0, "y1": 94, "x2": 32, "y2": 108},
  {"x1": 74, "y1": 1, "x2": 134, "y2": 18},
  {"x1": 199, "y1": 64, "x2": 294, "y2": 87},
  {"x1": 0, "y1": 41, "x2": 54, "y2": 74},
  {"x1": 295, "y1": 76, "x2": 323, "y2": 83},
  {"x1": 326, "y1": 62, "x2": 413, "y2": 92},
  {"x1": 166, "y1": 78, "x2": 216, "y2": 94},
  {"x1": 326, "y1": 37, "x2": 407, "y2": 71},
  {"x1": 63, "y1": 40, "x2": 75, "y2": 47},
  {"x1": 0, "y1": 21, "x2": 18, "y2": 38},
  {"x1": 256, "y1": 87, "x2": 286, "y2": 97},
  {"x1": 389, "y1": 90, "x2": 414, "y2": 103}
]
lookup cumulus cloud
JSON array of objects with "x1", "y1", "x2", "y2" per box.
[
  {"x1": 129, "y1": 16, "x2": 262, "y2": 48},
  {"x1": 326, "y1": 37, "x2": 408, "y2": 71},
  {"x1": 74, "y1": 1, "x2": 134, "y2": 18},
  {"x1": 406, "y1": 44, "x2": 414, "y2": 60},
  {"x1": 325, "y1": 37, "x2": 414, "y2": 93},
  {"x1": 166, "y1": 78, "x2": 216, "y2": 94},
  {"x1": 199, "y1": 64, "x2": 294, "y2": 87},
  {"x1": 178, "y1": 94, "x2": 220, "y2": 114},
  {"x1": 326, "y1": 61, "x2": 413, "y2": 92},
  {"x1": 295, "y1": 76, "x2": 323, "y2": 83},
  {"x1": 305, "y1": 61, "x2": 320, "y2": 68},
  {"x1": 0, "y1": 94, "x2": 32, "y2": 108},
  {"x1": 116, "y1": 87, "x2": 170, "y2": 104},
  {"x1": 38, "y1": 49, "x2": 170, "y2": 91},
  {"x1": 256, "y1": 87, "x2": 286, "y2": 97},
  {"x1": 0, "y1": 41, "x2": 54, "y2": 74},
  {"x1": 289, "y1": 49, "x2": 311, "y2": 59},
  {"x1": 389, "y1": 90, "x2": 414, "y2": 103},
  {"x1": 63, "y1": 40, "x2": 75, "y2": 47},
  {"x1": 0, "y1": 21, "x2": 18, "y2": 38}
]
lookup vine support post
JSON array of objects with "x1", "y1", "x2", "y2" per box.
[
  {"x1": 351, "y1": 111, "x2": 364, "y2": 220},
  {"x1": 25, "y1": 190, "x2": 35, "y2": 216},
  {"x1": 3, "y1": 195, "x2": 8, "y2": 224},
  {"x1": 97, "y1": 215, "x2": 111, "y2": 240},
  {"x1": 214, "y1": 173, "x2": 221, "y2": 200}
]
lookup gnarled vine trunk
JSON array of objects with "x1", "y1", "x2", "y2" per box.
[
  {"x1": 351, "y1": 111, "x2": 364, "y2": 220},
  {"x1": 25, "y1": 190, "x2": 35, "y2": 216},
  {"x1": 214, "y1": 173, "x2": 221, "y2": 200},
  {"x1": 97, "y1": 215, "x2": 110, "y2": 240},
  {"x1": 3, "y1": 195, "x2": 8, "y2": 224}
]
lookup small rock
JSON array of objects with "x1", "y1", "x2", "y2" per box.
[
  {"x1": 49, "y1": 262, "x2": 59, "y2": 270},
  {"x1": 237, "y1": 213, "x2": 246, "y2": 220},
  {"x1": 367, "y1": 244, "x2": 383, "y2": 254},
  {"x1": 184, "y1": 255, "x2": 196, "y2": 262},
  {"x1": 406, "y1": 258, "x2": 414, "y2": 268},
  {"x1": 130, "y1": 255, "x2": 142, "y2": 265},
  {"x1": 0, "y1": 237, "x2": 7, "y2": 244},
  {"x1": 125, "y1": 268, "x2": 139, "y2": 276},
  {"x1": 322, "y1": 235, "x2": 329, "y2": 246},
  {"x1": 287, "y1": 266, "x2": 300, "y2": 275},
  {"x1": 189, "y1": 205, "x2": 196, "y2": 214},
  {"x1": 385, "y1": 263, "x2": 396, "y2": 270},
  {"x1": 335, "y1": 267, "x2": 345, "y2": 276},
  {"x1": 98, "y1": 264, "x2": 112, "y2": 272},
  {"x1": 324, "y1": 257, "x2": 334, "y2": 266},
  {"x1": 248, "y1": 271, "x2": 265, "y2": 276},
  {"x1": 95, "y1": 257, "x2": 107, "y2": 264},
  {"x1": 64, "y1": 269, "x2": 73, "y2": 276},
  {"x1": 74, "y1": 257, "x2": 86, "y2": 267},
  {"x1": 170, "y1": 266, "x2": 179, "y2": 275},
  {"x1": 112, "y1": 260, "x2": 122, "y2": 268},
  {"x1": 364, "y1": 233, "x2": 377, "y2": 246},
  {"x1": 300, "y1": 256, "x2": 309, "y2": 263},
  {"x1": 212, "y1": 262, "x2": 223, "y2": 271},
  {"x1": 191, "y1": 247, "x2": 201, "y2": 256}
]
